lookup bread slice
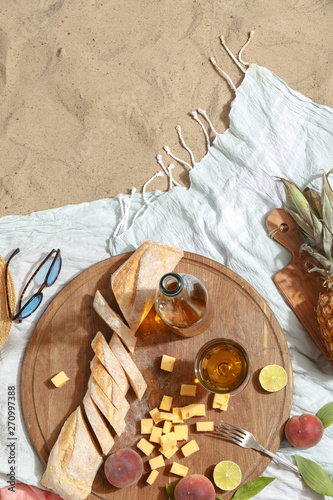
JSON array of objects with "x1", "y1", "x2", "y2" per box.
[
  {"x1": 91, "y1": 331, "x2": 129, "y2": 394},
  {"x1": 90, "y1": 355, "x2": 130, "y2": 417},
  {"x1": 88, "y1": 375, "x2": 125, "y2": 436},
  {"x1": 88, "y1": 375, "x2": 115, "y2": 427},
  {"x1": 40, "y1": 406, "x2": 102, "y2": 500},
  {"x1": 109, "y1": 333, "x2": 147, "y2": 400},
  {"x1": 93, "y1": 290, "x2": 137, "y2": 352},
  {"x1": 90, "y1": 356, "x2": 112, "y2": 401},
  {"x1": 110, "y1": 377, "x2": 130, "y2": 414},
  {"x1": 83, "y1": 392, "x2": 114, "y2": 456},
  {"x1": 111, "y1": 239, "x2": 183, "y2": 332}
]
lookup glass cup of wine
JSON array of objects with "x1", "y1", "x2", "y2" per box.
[{"x1": 194, "y1": 338, "x2": 250, "y2": 395}]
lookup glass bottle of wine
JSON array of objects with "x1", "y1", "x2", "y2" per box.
[{"x1": 155, "y1": 272, "x2": 213, "y2": 337}]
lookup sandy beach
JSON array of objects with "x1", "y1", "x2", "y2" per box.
[
  {"x1": 1, "y1": 0, "x2": 332, "y2": 218},
  {"x1": 1, "y1": 4, "x2": 333, "y2": 498}
]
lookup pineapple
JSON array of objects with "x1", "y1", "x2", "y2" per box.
[{"x1": 279, "y1": 170, "x2": 333, "y2": 363}]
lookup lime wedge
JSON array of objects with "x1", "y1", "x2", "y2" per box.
[
  {"x1": 259, "y1": 364, "x2": 287, "y2": 392},
  {"x1": 213, "y1": 460, "x2": 242, "y2": 491}
]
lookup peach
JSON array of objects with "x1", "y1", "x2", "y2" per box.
[
  {"x1": 104, "y1": 448, "x2": 143, "y2": 488},
  {"x1": 175, "y1": 474, "x2": 215, "y2": 500},
  {"x1": 285, "y1": 413, "x2": 324, "y2": 448}
]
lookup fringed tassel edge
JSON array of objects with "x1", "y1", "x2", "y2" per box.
[{"x1": 113, "y1": 31, "x2": 255, "y2": 238}]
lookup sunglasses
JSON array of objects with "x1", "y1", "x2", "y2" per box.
[{"x1": 5, "y1": 248, "x2": 62, "y2": 322}]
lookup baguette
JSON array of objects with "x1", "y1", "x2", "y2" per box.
[
  {"x1": 111, "y1": 239, "x2": 183, "y2": 333},
  {"x1": 40, "y1": 406, "x2": 102, "y2": 500}
]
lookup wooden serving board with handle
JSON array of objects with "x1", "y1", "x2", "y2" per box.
[
  {"x1": 266, "y1": 208, "x2": 332, "y2": 366},
  {"x1": 21, "y1": 251, "x2": 293, "y2": 499}
]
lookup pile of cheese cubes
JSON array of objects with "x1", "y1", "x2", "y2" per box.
[{"x1": 136, "y1": 355, "x2": 230, "y2": 485}]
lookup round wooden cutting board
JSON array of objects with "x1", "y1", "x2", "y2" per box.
[{"x1": 21, "y1": 251, "x2": 293, "y2": 500}]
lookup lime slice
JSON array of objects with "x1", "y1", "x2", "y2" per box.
[
  {"x1": 259, "y1": 364, "x2": 287, "y2": 392},
  {"x1": 213, "y1": 460, "x2": 242, "y2": 491}
]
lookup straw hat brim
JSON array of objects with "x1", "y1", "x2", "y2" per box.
[{"x1": 0, "y1": 255, "x2": 15, "y2": 351}]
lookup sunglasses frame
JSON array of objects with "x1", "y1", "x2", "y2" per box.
[{"x1": 5, "y1": 248, "x2": 61, "y2": 322}]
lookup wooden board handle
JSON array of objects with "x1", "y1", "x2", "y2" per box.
[
  {"x1": 266, "y1": 208, "x2": 303, "y2": 258},
  {"x1": 266, "y1": 209, "x2": 333, "y2": 367}
]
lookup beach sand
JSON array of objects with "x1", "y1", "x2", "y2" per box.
[{"x1": 1, "y1": 0, "x2": 332, "y2": 218}]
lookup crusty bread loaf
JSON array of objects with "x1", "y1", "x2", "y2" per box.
[
  {"x1": 111, "y1": 239, "x2": 183, "y2": 332},
  {"x1": 40, "y1": 406, "x2": 102, "y2": 500}
]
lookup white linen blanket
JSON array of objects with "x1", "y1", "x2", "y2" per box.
[{"x1": 0, "y1": 63, "x2": 332, "y2": 500}]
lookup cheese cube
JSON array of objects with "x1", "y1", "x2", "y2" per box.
[
  {"x1": 181, "y1": 404, "x2": 206, "y2": 420},
  {"x1": 160, "y1": 395, "x2": 173, "y2": 411},
  {"x1": 147, "y1": 469, "x2": 159, "y2": 485},
  {"x1": 155, "y1": 411, "x2": 174, "y2": 422},
  {"x1": 149, "y1": 426, "x2": 163, "y2": 443},
  {"x1": 181, "y1": 439, "x2": 200, "y2": 458},
  {"x1": 163, "y1": 420, "x2": 172, "y2": 434},
  {"x1": 196, "y1": 421, "x2": 214, "y2": 432},
  {"x1": 149, "y1": 454, "x2": 165, "y2": 470},
  {"x1": 212, "y1": 393, "x2": 230, "y2": 410},
  {"x1": 51, "y1": 371, "x2": 69, "y2": 387},
  {"x1": 172, "y1": 407, "x2": 184, "y2": 424},
  {"x1": 137, "y1": 438, "x2": 155, "y2": 456},
  {"x1": 161, "y1": 354, "x2": 176, "y2": 372},
  {"x1": 159, "y1": 431, "x2": 177, "y2": 450},
  {"x1": 180, "y1": 384, "x2": 197, "y2": 397},
  {"x1": 149, "y1": 407, "x2": 160, "y2": 424},
  {"x1": 141, "y1": 418, "x2": 154, "y2": 434},
  {"x1": 159, "y1": 445, "x2": 178, "y2": 459},
  {"x1": 170, "y1": 462, "x2": 188, "y2": 477},
  {"x1": 173, "y1": 424, "x2": 188, "y2": 441}
]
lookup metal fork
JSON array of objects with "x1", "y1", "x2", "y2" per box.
[{"x1": 216, "y1": 421, "x2": 302, "y2": 478}]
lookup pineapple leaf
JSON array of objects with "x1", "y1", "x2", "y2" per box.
[
  {"x1": 303, "y1": 187, "x2": 322, "y2": 218},
  {"x1": 306, "y1": 265, "x2": 328, "y2": 276},
  {"x1": 278, "y1": 174, "x2": 333, "y2": 280},
  {"x1": 310, "y1": 212, "x2": 323, "y2": 252},
  {"x1": 277, "y1": 178, "x2": 297, "y2": 211},
  {"x1": 301, "y1": 244, "x2": 333, "y2": 272},
  {"x1": 278, "y1": 178, "x2": 313, "y2": 226},
  {"x1": 322, "y1": 223, "x2": 333, "y2": 261},
  {"x1": 321, "y1": 190, "x2": 333, "y2": 234},
  {"x1": 322, "y1": 169, "x2": 333, "y2": 211},
  {"x1": 282, "y1": 203, "x2": 315, "y2": 241}
]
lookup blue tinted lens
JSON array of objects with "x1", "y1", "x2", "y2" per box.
[
  {"x1": 19, "y1": 293, "x2": 43, "y2": 319},
  {"x1": 46, "y1": 254, "x2": 61, "y2": 286}
]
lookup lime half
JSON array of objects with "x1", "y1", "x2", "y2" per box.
[
  {"x1": 213, "y1": 460, "x2": 242, "y2": 491},
  {"x1": 259, "y1": 364, "x2": 287, "y2": 392}
]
